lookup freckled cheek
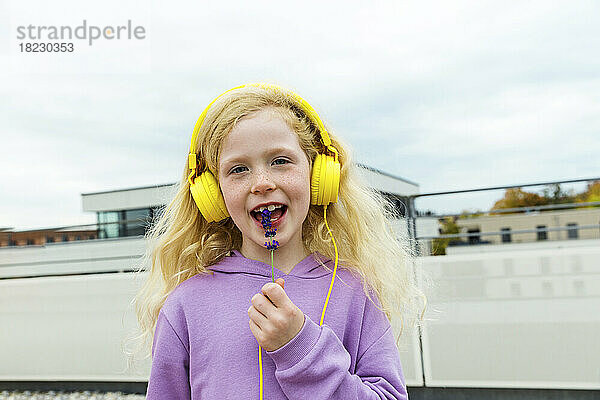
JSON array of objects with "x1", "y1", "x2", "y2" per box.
[
  {"x1": 281, "y1": 174, "x2": 311, "y2": 208},
  {"x1": 221, "y1": 185, "x2": 245, "y2": 217}
]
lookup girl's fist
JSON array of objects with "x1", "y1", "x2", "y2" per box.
[{"x1": 248, "y1": 278, "x2": 305, "y2": 352}]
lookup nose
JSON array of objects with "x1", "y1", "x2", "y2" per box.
[{"x1": 250, "y1": 169, "x2": 276, "y2": 194}]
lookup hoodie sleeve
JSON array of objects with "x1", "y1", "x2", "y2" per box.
[
  {"x1": 266, "y1": 306, "x2": 408, "y2": 399},
  {"x1": 146, "y1": 310, "x2": 191, "y2": 400}
]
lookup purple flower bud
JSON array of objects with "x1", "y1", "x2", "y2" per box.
[{"x1": 259, "y1": 209, "x2": 279, "y2": 250}]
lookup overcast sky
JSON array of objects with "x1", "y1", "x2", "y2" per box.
[{"x1": 1, "y1": 0, "x2": 599, "y2": 230}]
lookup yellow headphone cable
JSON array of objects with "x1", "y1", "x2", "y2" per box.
[{"x1": 257, "y1": 205, "x2": 339, "y2": 399}]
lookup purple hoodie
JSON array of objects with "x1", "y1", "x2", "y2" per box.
[{"x1": 146, "y1": 250, "x2": 408, "y2": 399}]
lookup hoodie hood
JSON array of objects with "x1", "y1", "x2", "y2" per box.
[{"x1": 208, "y1": 249, "x2": 335, "y2": 278}]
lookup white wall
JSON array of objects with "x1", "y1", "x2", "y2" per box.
[
  {"x1": 0, "y1": 272, "x2": 150, "y2": 381},
  {"x1": 0, "y1": 237, "x2": 422, "y2": 385},
  {"x1": 417, "y1": 242, "x2": 600, "y2": 389}
]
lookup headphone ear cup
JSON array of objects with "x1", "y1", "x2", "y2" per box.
[
  {"x1": 311, "y1": 153, "x2": 340, "y2": 206},
  {"x1": 190, "y1": 170, "x2": 230, "y2": 222},
  {"x1": 324, "y1": 153, "x2": 340, "y2": 204}
]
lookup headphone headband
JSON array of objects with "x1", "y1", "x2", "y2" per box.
[{"x1": 187, "y1": 83, "x2": 338, "y2": 185}]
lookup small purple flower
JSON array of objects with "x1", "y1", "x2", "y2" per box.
[
  {"x1": 265, "y1": 229, "x2": 277, "y2": 237},
  {"x1": 267, "y1": 241, "x2": 280, "y2": 250},
  {"x1": 261, "y1": 213, "x2": 272, "y2": 228},
  {"x1": 260, "y1": 209, "x2": 279, "y2": 250}
]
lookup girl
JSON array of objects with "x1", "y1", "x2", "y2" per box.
[{"x1": 129, "y1": 83, "x2": 425, "y2": 399}]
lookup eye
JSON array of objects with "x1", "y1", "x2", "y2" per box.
[
  {"x1": 273, "y1": 158, "x2": 289, "y2": 165},
  {"x1": 230, "y1": 166, "x2": 247, "y2": 174}
]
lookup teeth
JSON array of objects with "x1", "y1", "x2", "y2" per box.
[{"x1": 255, "y1": 204, "x2": 283, "y2": 213}]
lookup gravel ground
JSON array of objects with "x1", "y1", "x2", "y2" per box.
[{"x1": 0, "y1": 391, "x2": 145, "y2": 400}]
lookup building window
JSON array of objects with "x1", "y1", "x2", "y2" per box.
[
  {"x1": 45, "y1": 236, "x2": 55, "y2": 243},
  {"x1": 62, "y1": 234, "x2": 69, "y2": 242},
  {"x1": 567, "y1": 223, "x2": 578, "y2": 239},
  {"x1": 467, "y1": 228, "x2": 480, "y2": 244},
  {"x1": 26, "y1": 239, "x2": 34, "y2": 245},
  {"x1": 98, "y1": 211, "x2": 120, "y2": 239},
  {"x1": 124, "y1": 208, "x2": 151, "y2": 237},
  {"x1": 97, "y1": 209, "x2": 151, "y2": 238},
  {"x1": 501, "y1": 227, "x2": 512, "y2": 243},
  {"x1": 536, "y1": 225, "x2": 547, "y2": 241}
]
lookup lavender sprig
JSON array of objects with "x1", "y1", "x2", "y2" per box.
[{"x1": 260, "y1": 209, "x2": 279, "y2": 251}]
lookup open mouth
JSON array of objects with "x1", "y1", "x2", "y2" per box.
[{"x1": 250, "y1": 205, "x2": 288, "y2": 223}]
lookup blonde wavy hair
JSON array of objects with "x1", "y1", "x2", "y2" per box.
[{"x1": 123, "y1": 85, "x2": 427, "y2": 371}]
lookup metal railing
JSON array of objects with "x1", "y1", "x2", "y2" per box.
[
  {"x1": 426, "y1": 200, "x2": 600, "y2": 218},
  {"x1": 2, "y1": 177, "x2": 599, "y2": 253},
  {"x1": 404, "y1": 177, "x2": 600, "y2": 256},
  {"x1": 419, "y1": 223, "x2": 600, "y2": 241},
  {"x1": 0, "y1": 218, "x2": 153, "y2": 248}
]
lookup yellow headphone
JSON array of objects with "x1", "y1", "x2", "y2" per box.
[
  {"x1": 187, "y1": 83, "x2": 341, "y2": 222},
  {"x1": 187, "y1": 83, "x2": 341, "y2": 399}
]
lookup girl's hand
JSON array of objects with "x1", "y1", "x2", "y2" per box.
[{"x1": 248, "y1": 278, "x2": 305, "y2": 352}]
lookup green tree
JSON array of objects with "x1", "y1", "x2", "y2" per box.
[
  {"x1": 540, "y1": 183, "x2": 577, "y2": 205},
  {"x1": 575, "y1": 180, "x2": 600, "y2": 207},
  {"x1": 432, "y1": 216, "x2": 464, "y2": 256},
  {"x1": 490, "y1": 188, "x2": 548, "y2": 214}
]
